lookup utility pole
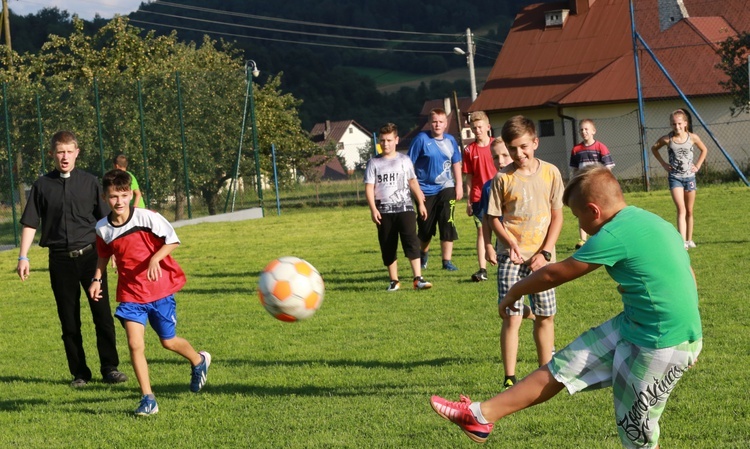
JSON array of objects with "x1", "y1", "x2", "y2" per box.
[
  {"x1": 454, "y1": 28, "x2": 477, "y2": 101},
  {"x1": 1, "y1": 0, "x2": 12, "y2": 65}
]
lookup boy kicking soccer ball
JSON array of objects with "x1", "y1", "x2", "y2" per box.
[
  {"x1": 89, "y1": 169, "x2": 211, "y2": 416},
  {"x1": 430, "y1": 165, "x2": 702, "y2": 448}
]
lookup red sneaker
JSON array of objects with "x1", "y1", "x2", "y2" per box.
[{"x1": 430, "y1": 394, "x2": 493, "y2": 443}]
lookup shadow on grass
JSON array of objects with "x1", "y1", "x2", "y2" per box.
[{"x1": 143, "y1": 356, "x2": 477, "y2": 370}]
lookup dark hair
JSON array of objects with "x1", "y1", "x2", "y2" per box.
[
  {"x1": 379, "y1": 123, "x2": 398, "y2": 136},
  {"x1": 501, "y1": 115, "x2": 536, "y2": 144},
  {"x1": 102, "y1": 169, "x2": 132, "y2": 192},
  {"x1": 114, "y1": 154, "x2": 129, "y2": 168},
  {"x1": 50, "y1": 130, "x2": 78, "y2": 151}
]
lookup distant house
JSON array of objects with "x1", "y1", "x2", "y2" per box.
[
  {"x1": 310, "y1": 120, "x2": 372, "y2": 174},
  {"x1": 471, "y1": 0, "x2": 750, "y2": 180},
  {"x1": 400, "y1": 97, "x2": 475, "y2": 152}
]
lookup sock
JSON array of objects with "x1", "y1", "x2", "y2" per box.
[
  {"x1": 469, "y1": 402, "x2": 489, "y2": 424},
  {"x1": 145, "y1": 393, "x2": 155, "y2": 399}
]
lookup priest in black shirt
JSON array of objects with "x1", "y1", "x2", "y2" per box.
[{"x1": 17, "y1": 130, "x2": 127, "y2": 388}]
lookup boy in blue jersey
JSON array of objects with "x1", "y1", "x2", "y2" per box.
[
  {"x1": 408, "y1": 108, "x2": 463, "y2": 271},
  {"x1": 431, "y1": 165, "x2": 702, "y2": 448}
]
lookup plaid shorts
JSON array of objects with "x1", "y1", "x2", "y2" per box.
[
  {"x1": 496, "y1": 255, "x2": 556, "y2": 316},
  {"x1": 548, "y1": 314, "x2": 702, "y2": 449}
]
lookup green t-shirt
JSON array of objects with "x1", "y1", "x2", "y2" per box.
[
  {"x1": 573, "y1": 206, "x2": 702, "y2": 348},
  {"x1": 127, "y1": 170, "x2": 146, "y2": 208}
]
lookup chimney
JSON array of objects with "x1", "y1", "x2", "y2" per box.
[
  {"x1": 658, "y1": 0, "x2": 689, "y2": 31},
  {"x1": 570, "y1": 0, "x2": 595, "y2": 15},
  {"x1": 324, "y1": 120, "x2": 331, "y2": 139}
]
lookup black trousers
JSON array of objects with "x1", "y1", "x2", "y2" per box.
[{"x1": 48, "y1": 249, "x2": 119, "y2": 380}]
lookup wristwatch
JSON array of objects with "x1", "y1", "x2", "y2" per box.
[
  {"x1": 539, "y1": 250, "x2": 552, "y2": 262},
  {"x1": 91, "y1": 278, "x2": 103, "y2": 283}
]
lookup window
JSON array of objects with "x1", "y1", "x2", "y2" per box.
[
  {"x1": 539, "y1": 119, "x2": 555, "y2": 137},
  {"x1": 349, "y1": 127, "x2": 353, "y2": 134}
]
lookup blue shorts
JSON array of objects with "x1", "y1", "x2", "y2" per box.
[
  {"x1": 115, "y1": 295, "x2": 178, "y2": 339},
  {"x1": 668, "y1": 175, "x2": 696, "y2": 191}
]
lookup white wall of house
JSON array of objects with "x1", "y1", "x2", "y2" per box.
[
  {"x1": 487, "y1": 98, "x2": 750, "y2": 182},
  {"x1": 337, "y1": 125, "x2": 372, "y2": 172}
]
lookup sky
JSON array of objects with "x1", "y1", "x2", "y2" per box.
[{"x1": 9, "y1": 0, "x2": 145, "y2": 20}]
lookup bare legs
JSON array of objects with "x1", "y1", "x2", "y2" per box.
[
  {"x1": 501, "y1": 314, "x2": 554, "y2": 379},
  {"x1": 671, "y1": 187, "x2": 696, "y2": 242},
  {"x1": 480, "y1": 365, "x2": 565, "y2": 422},
  {"x1": 124, "y1": 321, "x2": 202, "y2": 396}
]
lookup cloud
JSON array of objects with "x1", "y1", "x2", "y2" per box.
[{"x1": 10, "y1": 0, "x2": 144, "y2": 20}]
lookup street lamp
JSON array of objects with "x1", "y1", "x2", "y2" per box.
[
  {"x1": 228, "y1": 59, "x2": 264, "y2": 214},
  {"x1": 454, "y1": 28, "x2": 477, "y2": 101}
]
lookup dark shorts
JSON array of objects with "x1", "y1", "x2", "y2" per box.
[
  {"x1": 471, "y1": 201, "x2": 484, "y2": 227},
  {"x1": 418, "y1": 188, "x2": 459, "y2": 243},
  {"x1": 377, "y1": 211, "x2": 421, "y2": 266}
]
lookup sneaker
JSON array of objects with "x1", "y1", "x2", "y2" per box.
[
  {"x1": 413, "y1": 276, "x2": 432, "y2": 290},
  {"x1": 575, "y1": 240, "x2": 586, "y2": 249},
  {"x1": 103, "y1": 370, "x2": 128, "y2": 384},
  {"x1": 387, "y1": 280, "x2": 400, "y2": 292},
  {"x1": 420, "y1": 251, "x2": 429, "y2": 269},
  {"x1": 471, "y1": 269, "x2": 488, "y2": 282},
  {"x1": 190, "y1": 351, "x2": 211, "y2": 392},
  {"x1": 684, "y1": 241, "x2": 690, "y2": 250},
  {"x1": 430, "y1": 395, "x2": 493, "y2": 444},
  {"x1": 503, "y1": 378, "x2": 514, "y2": 389},
  {"x1": 442, "y1": 260, "x2": 458, "y2": 271},
  {"x1": 70, "y1": 378, "x2": 88, "y2": 388},
  {"x1": 687, "y1": 240, "x2": 696, "y2": 248},
  {"x1": 135, "y1": 395, "x2": 159, "y2": 416}
]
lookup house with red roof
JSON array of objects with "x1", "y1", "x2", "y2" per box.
[
  {"x1": 471, "y1": 0, "x2": 750, "y2": 180},
  {"x1": 310, "y1": 120, "x2": 373, "y2": 174}
]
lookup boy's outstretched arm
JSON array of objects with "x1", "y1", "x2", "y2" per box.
[
  {"x1": 499, "y1": 257, "x2": 600, "y2": 318},
  {"x1": 147, "y1": 242, "x2": 179, "y2": 281}
]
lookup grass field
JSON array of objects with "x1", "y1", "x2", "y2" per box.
[{"x1": 1, "y1": 185, "x2": 749, "y2": 448}]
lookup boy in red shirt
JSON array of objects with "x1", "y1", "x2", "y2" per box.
[
  {"x1": 462, "y1": 111, "x2": 498, "y2": 282},
  {"x1": 89, "y1": 169, "x2": 210, "y2": 416}
]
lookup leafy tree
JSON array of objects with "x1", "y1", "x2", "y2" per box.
[
  {"x1": 0, "y1": 17, "x2": 316, "y2": 218},
  {"x1": 716, "y1": 32, "x2": 750, "y2": 117}
]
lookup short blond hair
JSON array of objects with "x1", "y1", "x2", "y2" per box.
[
  {"x1": 470, "y1": 111, "x2": 488, "y2": 124},
  {"x1": 563, "y1": 164, "x2": 623, "y2": 209}
]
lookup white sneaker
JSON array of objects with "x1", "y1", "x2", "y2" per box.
[
  {"x1": 686, "y1": 240, "x2": 696, "y2": 248},
  {"x1": 387, "y1": 280, "x2": 400, "y2": 292}
]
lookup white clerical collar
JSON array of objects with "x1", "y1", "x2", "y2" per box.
[{"x1": 60, "y1": 171, "x2": 71, "y2": 179}]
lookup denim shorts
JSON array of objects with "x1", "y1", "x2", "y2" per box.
[
  {"x1": 115, "y1": 295, "x2": 178, "y2": 339},
  {"x1": 668, "y1": 174, "x2": 696, "y2": 192}
]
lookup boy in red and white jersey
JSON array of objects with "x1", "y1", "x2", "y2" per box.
[{"x1": 89, "y1": 169, "x2": 210, "y2": 416}]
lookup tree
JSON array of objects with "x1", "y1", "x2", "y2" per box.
[
  {"x1": 716, "y1": 32, "x2": 750, "y2": 117},
  {"x1": 0, "y1": 17, "x2": 318, "y2": 218}
]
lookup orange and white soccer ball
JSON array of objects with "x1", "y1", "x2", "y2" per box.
[{"x1": 258, "y1": 257, "x2": 325, "y2": 322}]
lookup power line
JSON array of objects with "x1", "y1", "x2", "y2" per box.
[
  {"x1": 151, "y1": 0, "x2": 461, "y2": 37},
  {"x1": 140, "y1": 10, "x2": 463, "y2": 46},
  {"x1": 129, "y1": 18, "x2": 457, "y2": 54}
]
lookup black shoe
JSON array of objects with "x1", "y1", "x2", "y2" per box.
[
  {"x1": 471, "y1": 269, "x2": 488, "y2": 282},
  {"x1": 70, "y1": 378, "x2": 88, "y2": 388},
  {"x1": 103, "y1": 370, "x2": 128, "y2": 384}
]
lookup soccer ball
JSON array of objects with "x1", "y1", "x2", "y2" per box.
[{"x1": 258, "y1": 257, "x2": 325, "y2": 322}]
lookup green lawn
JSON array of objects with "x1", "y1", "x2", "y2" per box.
[{"x1": 1, "y1": 185, "x2": 748, "y2": 448}]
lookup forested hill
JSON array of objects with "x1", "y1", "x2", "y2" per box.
[{"x1": 8, "y1": 0, "x2": 550, "y2": 133}]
